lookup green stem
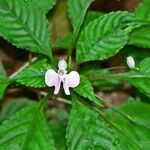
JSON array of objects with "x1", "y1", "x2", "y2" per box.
[
  {"x1": 101, "y1": 66, "x2": 127, "y2": 72},
  {"x1": 88, "y1": 73, "x2": 125, "y2": 80},
  {"x1": 67, "y1": 0, "x2": 94, "y2": 68},
  {"x1": 88, "y1": 73, "x2": 150, "y2": 81}
]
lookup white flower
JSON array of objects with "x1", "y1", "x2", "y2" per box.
[
  {"x1": 127, "y1": 56, "x2": 135, "y2": 69},
  {"x1": 45, "y1": 59, "x2": 80, "y2": 95}
]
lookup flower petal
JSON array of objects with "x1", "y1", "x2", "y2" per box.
[
  {"x1": 63, "y1": 71, "x2": 80, "y2": 95},
  {"x1": 45, "y1": 69, "x2": 57, "y2": 87},
  {"x1": 45, "y1": 69, "x2": 61, "y2": 95}
]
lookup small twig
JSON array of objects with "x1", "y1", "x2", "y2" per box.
[
  {"x1": 40, "y1": 91, "x2": 72, "y2": 105},
  {"x1": 40, "y1": 91, "x2": 47, "y2": 96},
  {"x1": 57, "y1": 97, "x2": 72, "y2": 105},
  {"x1": 9, "y1": 57, "x2": 37, "y2": 78}
]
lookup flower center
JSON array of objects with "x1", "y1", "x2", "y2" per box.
[{"x1": 58, "y1": 69, "x2": 65, "y2": 75}]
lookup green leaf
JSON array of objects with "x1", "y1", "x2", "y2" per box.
[
  {"x1": 134, "y1": 0, "x2": 150, "y2": 22},
  {"x1": 106, "y1": 100, "x2": 150, "y2": 149},
  {"x1": 14, "y1": 59, "x2": 50, "y2": 88},
  {"x1": 0, "y1": 76, "x2": 10, "y2": 100},
  {"x1": 130, "y1": 0, "x2": 150, "y2": 49},
  {"x1": 67, "y1": 97, "x2": 150, "y2": 149},
  {"x1": 27, "y1": 0, "x2": 56, "y2": 14},
  {"x1": 0, "y1": 0, "x2": 51, "y2": 58},
  {"x1": 74, "y1": 75, "x2": 103, "y2": 107},
  {"x1": 77, "y1": 11, "x2": 135, "y2": 63},
  {"x1": 129, "y1": 25, "x2": 150, "y2": 48},
  {"x1": 54, "y1": 33, "x2": 73, "y2": 49},
  {"x1": 49, "y1": 107, "x2": 68, "y2": 150},
  {"x1": 0, "y1": 101, "x2": 56, "y2": 150},
  {"x1": 83, "y1": 11, "x2": 105, "y2": 28},
  {"x1": 66, "y1": 100, "x2": 118, "y2": 150},
  {"x1": 67, "y1": 0, "x2": 94, "y2": 31},
  {"x1": 66, "y1": 99, "x2": 137, "y2": 150},
  {"x1": 0, "y1": 97, "x2": 36, "y2": 122},
  {"x1": 125, "y1": 57, "x2": 150, "y2": 98}
]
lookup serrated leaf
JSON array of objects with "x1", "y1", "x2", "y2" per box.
[
  {"x1": 67, "y1": 0, "x2": 94, "y2": 31},
  {"x1": 66, "y1": 100, "x2": 119, "y2": 150},
  {"x1": 54, "y1": 33, "x2": 73, "y2": 49},
  {"x1": 129, "y1": 25, "x2": 150, "y2": 48},
  {"x1": 0, "y1": 0, "x2": 51, "y2": 58},
  {"x1": 49, "y1": 107, "x2": 68, "y2": 150},
  {"x1": 0, "y1": 101, "x2": 56, "y2": 150},
  {"x1": 130, "y1": 0, "x2": 150, "y2": 49},
  {"x1": 67, "y1": 97, "x2": 149, "y2": 150},
  {"x1": 27, "y1": 0, "x2": 56, "y2": 14},
  {"x1": 66, "y1": 100, "x2": 137, "y2": 150},
  {"x1": 106, "y1": 100, "x2": 150, "y2": 149},
  {"x1": 77, "y1": 11, "x2": 135, "y2": 63},
  {"x1": 14, "y1": 59, "x2": 50, "y2": 88},
  {"x1": 83, "y1": 11, "x2": 104, "y2": 28},
  {"x1": 0, "y1": 76, "x2": 10, "y2": 100},
  {"x1": 74, "y1": 75, "x2": 103, "y2": 107},
  {"x1": 134, "y1": 0, "x2": 150, "y2": 22},
  {"x1": 125, "y1": 57, "x2": 150, "y2": 98},
  {"x1": 0, "y1": 97, "x2": 36, "y2": 122}
]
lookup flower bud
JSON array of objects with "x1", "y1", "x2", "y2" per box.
[
  {"x1": 127, "y1": 56, "x2": 135, "y2": 69},
  {"x1": 58, "y1": 59, "x2": 67, "y2": 70}
]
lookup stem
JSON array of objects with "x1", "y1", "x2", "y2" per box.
[
  {"x1": 40, "y1": 91, "x2": 72, "y2": 105},
  {"x1": 67, "y1": 30, "x2": 79, "y2": 64},
  {"x1": 9, "y1": 57, "x2": 37, "y2": 78},
  {"x1": 88, "y1": 73, "x2": 150, "y2": 81},
  {"x1": 67, "y1": 0, "x2": 94, "y2": 66},
  {"x1": 88, "y1": 73, "x2": 125, "y2": 81},
  {"x1": 57, "y1": 97, "x2": 72, "y2": 105},
  {"x1": 101, "y1": 66, "x2": 127, "y2": 72}
]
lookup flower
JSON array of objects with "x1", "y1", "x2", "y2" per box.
[
  {"x1": 127, "y1": 56, "x2": 135, "y2": 69},
  {"x1": 45, "y1": 59, "x2": 80, "y2": 95}
]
